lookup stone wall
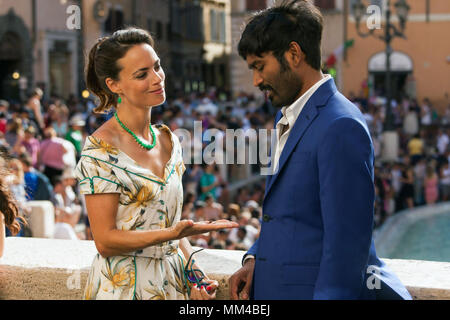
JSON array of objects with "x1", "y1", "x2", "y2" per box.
[{"x1": 0, "y1": 238, "x2": 449, "y2": 300}]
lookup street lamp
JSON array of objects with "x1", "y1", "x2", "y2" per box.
[
  {"x1": 352, "y1": 0, "x2": 410, "y2": 160},
  {"x1": 352, "y1": 0, "x2": 409, "y2": 129}
]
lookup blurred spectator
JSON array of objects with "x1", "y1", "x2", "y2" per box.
[
  {"x1": 413, "y1": 158, "x2": 426, "y2": 205},
  {"x1": 39, "y1": 127, "x2": 68, "y2": 185},
  {"x1": 398, "y1": 162, "x2": 415, "y2": 210},
  {"x1": 181, "y1": 192, "x2": 196, "y2": 220},
  {"x1": 436, "y1": 129, "x2": 449, "y2": 156},
  {"x1": 225, "y1": 203, "x2": 241, "y2": 222},
  {"x1": 65, "y1": 114, "x2": 85, "y2": 160},
  {"x1": 18, "y1": 126, "x2": 40, "y2": 169},
  {"x1": 0, "y1": 100, "x2": 9, "y2": 134},
  {"x1": 403, "y1": 104, "x2": 419, "y2": 136},
  {"x1": 199, "y1": 163, "x2": 218, "y2": 201},
  {"x1": 0, "y1": 155, "x2": 25, "y2": 257},
  {"x1": 25, "y1": 88, "x2": 45, "y2": 131},
  {"x1": 203, "y1": 194, "x2": 223, "y2": 221},
  {"x1": 420, "y1": 98, "x2": 432, "y2": 127},
  {"x1": 209, "y1": 229, "x2": 230, "y2": 249},
  {"x1": 18, "y1": 152, "x2": 54, "y2": 203},
  {"x1": 6, "y1": 158, "x2": 27, "y2": 204},
  {"x1": 53, "y1": 176, "x2": 81, "y2": 240},
  {"x1": 6, "y1": 118, "x2": 24, "y2": 154},
  {"x1": 424, "y1": 164, "x2": 439, "y2": 205},
  {"x1": 183, "y1": 164, "x2": 203, "y2": 197},
  {"x1": 407, "y1": 133, "x2": 424, "y2": 165},
  {"x1": 193, "y1": 200, "x2": 205, "y2": 221},
  {"x1": 51, "y1": 104, "x2": 70, "y2": 137},
  {"x1": 439, "y1": 159, "x2": 450, "y2": 201}
]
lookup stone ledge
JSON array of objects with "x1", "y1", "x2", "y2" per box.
[
  {"x1": 0, "y1": 237, "x2": 244, "y2": 300},
  {"x1": 1, "y1": 238, "x2": 449, "y2": 300}
]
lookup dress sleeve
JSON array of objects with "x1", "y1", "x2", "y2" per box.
[{"x1": 75, "y1": 155, "x2": 123, "y2": 195}]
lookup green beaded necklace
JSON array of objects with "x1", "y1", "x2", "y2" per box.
[{"x1": 114, "y1": 112, "x2": 156, "y2": 150}]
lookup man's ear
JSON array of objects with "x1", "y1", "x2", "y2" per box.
[
  {"x1": 285, "y1": 41, "x2": 304, "y2": 67},
  {"x1": 105, "y1": 78, "x2": 121, "y2": 95}
]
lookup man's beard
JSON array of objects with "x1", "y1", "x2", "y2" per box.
[{"x1": 260, "y1": 68, "x2": 303, "y2": 109}]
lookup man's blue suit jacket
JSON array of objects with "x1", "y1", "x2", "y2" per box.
[{"x1": 247, "y1": 78, "x2": 412, "y2": 300}]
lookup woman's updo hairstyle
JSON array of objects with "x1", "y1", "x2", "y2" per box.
[{"x1": 86, "y1": 27, "x2": 154, "y2": 114}]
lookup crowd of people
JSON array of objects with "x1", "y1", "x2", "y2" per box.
[
  {"x1": 1, "y1": 84, "x2": 450, "y2": 251},
  {"x1": 350, "y1": 93, "x2": 450, "y2": 227},
  {"x1": 0, "y1": 87, "x2": 273, "y2": 251}
]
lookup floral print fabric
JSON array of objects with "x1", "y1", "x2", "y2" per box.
[{"x1": 75, "y1": 124, "x2": 188, "y2": 300}]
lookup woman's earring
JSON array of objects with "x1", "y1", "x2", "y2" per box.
[{"x1": 118, "y1": 96, "x2": 122, "y2": 104}]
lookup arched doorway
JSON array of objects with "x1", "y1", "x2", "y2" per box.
[
  {"x1": 0, "y1": 9, "x2": 33, "y2": 102},
  {"x1": 0, "y1": 31, "x2": 22, "y2": 100},
  {"x1": 368, "y1": 51, "x2": 414, "y2": 101}
]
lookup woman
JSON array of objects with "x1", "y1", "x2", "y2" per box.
[
  {"x1": 424, "y1": 164, "x2": 439, "y2": 205},
  {"x1": 0, "y1": 156, "x2": 24, "y2": 257},
  {"x1": 39, "y1": 127, "x2": 68, "y2": 185},
  {"x1": 399, "y1": 163, "x2": 415, "y2": 209},
  {"x1": 6, "y1": 158, "x2": 27, "y2": 204},
  {"x1": 76, "y1": 28, "x2": 238, "y2": 300},
  {"x1": 18, "y1": 126, "x2": 40, "y2": 169},
  {"x1": 5, "y1": 118, "x2": 23, "y2": 153}
]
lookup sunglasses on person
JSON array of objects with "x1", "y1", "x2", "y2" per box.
[{"x1": 182, "y1": 248, "x2": 210, "y2": 293}]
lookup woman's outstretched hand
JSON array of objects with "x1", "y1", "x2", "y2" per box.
[{"x1": 170, "y1": 220, "x2": 239, "y2": 240}]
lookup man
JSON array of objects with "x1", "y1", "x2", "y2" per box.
[
  {"x1": 65, "y1": 113, "x2": 85, "y2": 161},
  {"x1": 25, "y1": 88, "x2": 45, "y2": 132},
  {"x1": 18, "y1": 152, "x2": 54, "y2": 203},
  {"x1": 229, "y1": 0, "x2": 411, "y2": 300}
]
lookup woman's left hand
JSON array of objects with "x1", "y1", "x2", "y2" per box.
[{"x1": 190, "y1": 279, "x2": 219, "y2": 300}]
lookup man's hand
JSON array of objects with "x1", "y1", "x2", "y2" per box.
[{"x1": 229, "y1": 258, "x2": 255, "y2": 300}]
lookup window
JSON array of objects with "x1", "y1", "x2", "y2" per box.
[
  {"x1": 147, "y1": 18, "x2": 152, "y2": 32},
  {"x1": 184, "y1": 4, "x2": 204, "y2": 41},
  {"x1": 104, "y1": 8, "x2": 124, "y2": 33},
  {"x1": 314, "y1": 0, "x2": 335, "y2": 10},
  {"x1": 166, "y1": 23, "x2": 172, "y2": 42},
  {"x1": 156, "y1": 21, "x2": 163, "y2": 40},
  {"x1": 246, "y1": 0, "x2": 267, "y2": 11},
  {"x1": 210, "y1": 9, "x2": 226, "y2": 43}
]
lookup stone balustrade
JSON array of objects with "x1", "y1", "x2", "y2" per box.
[{"x1": 1, "y1": 237, "x2": 449, "y2": 300}]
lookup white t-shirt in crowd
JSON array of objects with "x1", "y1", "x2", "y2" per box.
[{"x1": 54, "y1": 223, "x2": 78, "y2": 240}]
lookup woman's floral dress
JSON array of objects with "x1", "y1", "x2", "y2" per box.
[{"x1": 75, "y1": 124, "x2": 189, "y2": 300}]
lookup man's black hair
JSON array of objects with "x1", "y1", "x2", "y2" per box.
[{"x1": 238, "y1": 0, "x2": 324, "y2": 71}]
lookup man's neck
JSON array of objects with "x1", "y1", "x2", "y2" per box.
[{"x1": 297, "y1": 71, "x2": 325, "y2": 98}]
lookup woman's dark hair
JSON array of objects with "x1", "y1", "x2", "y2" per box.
[
  {"x1": 238, "y1": 0, "x2": 323, "y2": 71},
  {"x1": 86, "y1": 27, "x2": 155, "y2": 114},
  {"x1": 0, "y1": 156, "x2": 24, "y2": 236}
]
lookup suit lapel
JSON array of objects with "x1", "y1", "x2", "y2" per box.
[{"x1": 264, "y1": 78, "x2": 337, "y2": 199}]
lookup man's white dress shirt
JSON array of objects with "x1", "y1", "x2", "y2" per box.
[{"x1": 272, "y1": 74, "x2": 332, "y2": 173}]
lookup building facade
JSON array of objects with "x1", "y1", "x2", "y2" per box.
[
  {"x1": 229, "y1": 0, "x2": 269, "y2": 98},
  {"x1": 0, "y1": 0, "x2": 232, "y2": 101},
  {"x1": 343, "y1": 0, "x2": 450, "y2": 110}
]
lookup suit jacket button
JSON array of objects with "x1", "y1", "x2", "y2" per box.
[{"x1": 263, "y1": 214, "x2": 272, "y2": 222}]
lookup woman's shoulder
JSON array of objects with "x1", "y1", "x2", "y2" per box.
[
  {"x1": 80, "y1": 121, "x2": 121, "y2": 161},
  {"x1": 90, "y1": 119, "x2": 120, "y2": 147}
]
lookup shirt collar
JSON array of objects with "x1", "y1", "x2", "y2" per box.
[{"x1": 280, "y1": 74, "x2": 332, "y2": 128}]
